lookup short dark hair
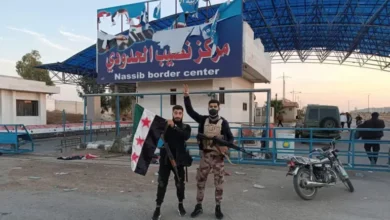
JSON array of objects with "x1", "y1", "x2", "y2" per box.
[
  {"x1": 208, "y1": 99, "x2": 220, "y2": 106},
  {"x1": 172, "y1": 105, "x2": 183, "y2": 111},
  {"x1": 372, "y1": 112, "x2": 379, "y2": 118}
]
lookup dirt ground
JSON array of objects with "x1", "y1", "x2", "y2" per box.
[
  {"x1": 0, "y1": 150, "x2": 160, "y2": 194},
  {"x1": 1, "y1": 149, "x2": 390, "y2": 220}
]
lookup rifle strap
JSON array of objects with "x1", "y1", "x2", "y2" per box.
[
  {"x1": 223, "y1": 153, "x2": 234, "y2": 165},
  {"x1": 213, "y1": 144, "x2": 235, "y2": 165}
]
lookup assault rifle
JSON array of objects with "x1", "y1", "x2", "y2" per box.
[
  {"x1": 196, "y1": 133, "x2": 256, "y2": 157},
  {"x1": 161, "y1": 124, "x2": 181, "y2": 182}
]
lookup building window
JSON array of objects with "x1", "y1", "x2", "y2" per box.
[
  {"x1": 219, "y1": 87, "x2": 225, "y2": 104},
  {"x1": 170, "y1": 88, "x2": 177, "y2": 105},
  {"x1": 243, "y1": 103, "x2": 247, "y2": 111},
  {"x1": 17, "y1": 100, "x2": 39, "y2": 116},
  {"x1": 289, "y1": 108, "x2": 292, "y2": 111}
]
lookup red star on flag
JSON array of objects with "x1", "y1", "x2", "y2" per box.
[
  {"x1": 141, "y1": 117, "x2": 151, "y2": 128},
  {"x1": 136, "y1": 136, "x2": 145, "y2": 146},
  {"x1": 131, "y1": 152, "x2": 139, "y2": 161}
]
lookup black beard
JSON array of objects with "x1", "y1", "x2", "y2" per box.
[{"x1": 173, "y1": 118, "x2": 182, "y2": 123}]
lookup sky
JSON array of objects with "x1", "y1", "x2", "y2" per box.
[{"x1": 0, "y1": 0, "x2": 389, "y2": 113}]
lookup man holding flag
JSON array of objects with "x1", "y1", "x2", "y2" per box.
[
  {"x1": 183, "y1": 84, "x2": 234, "y2": 219},
  {"x1": 151, "y1": 105, "x2": 192, "y2": 220},
  {"x1": 131, "y1": 104, "x2": 167, "y2": 176}
]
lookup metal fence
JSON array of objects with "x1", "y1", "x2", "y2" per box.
[
  {"x1": 185, "y1": 126, "x2": 390, "y2": 172},
  {"x1": 79, "y1": 89, "x2": 389, "y2": 172}
]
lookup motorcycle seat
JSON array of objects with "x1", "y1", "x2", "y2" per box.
[
  {"x1": 293, "y1": 156, "x2": 322, "y2": 165},
  {"x1": 309, "y1": 158, "x2": 322, "y2": 164}
]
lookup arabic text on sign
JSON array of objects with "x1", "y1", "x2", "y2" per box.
[{"x1": 105, "y1": 40, "x2": 231, "y2": 73}]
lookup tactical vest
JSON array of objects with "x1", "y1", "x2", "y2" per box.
[{"x1": 202, "y1": 118, "x2": 223, "y2": 152}]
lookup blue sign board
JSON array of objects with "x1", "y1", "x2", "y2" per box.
[{"x1": 96, "y1": 0, "x2": 243, "y2": 84}]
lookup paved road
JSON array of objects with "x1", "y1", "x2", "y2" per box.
[{"x1": 0, "y1": 156, "x2": 389, "y2": 220}]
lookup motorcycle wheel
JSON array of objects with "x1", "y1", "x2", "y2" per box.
[
  {"x1": 342, "y1": 178, "x2": 354, "y2": 193},
  {"x1": 293, "y1": 168, "x2": 318, "y2": 200},
  {"x1": 334, "y1": 163, "x2": 354, "y2": 193}
]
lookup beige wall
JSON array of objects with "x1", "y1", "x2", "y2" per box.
[
  {"x1": 55, "y1": 100, "x2": 84, "y2": 114},
  {"x1": 230, "y1": 77, "x2": 255, "y2": 123},
  {"x1": 0, "y1": 90, "x2": 47, "y2": 125},
  {"x1": 282, "y1": 107, "x2": 298, "y2": 122}
]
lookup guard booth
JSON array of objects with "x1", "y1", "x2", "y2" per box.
[{"x1": 255, "y1": 106, "x2": 274, "y2": 125}]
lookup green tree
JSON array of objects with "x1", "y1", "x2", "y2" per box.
[
  {"x1": 108, "y1": 84, "x2": 136, "y2": 115},
  {"x1": 16, "y1": 50, "x2": 54, "y2": 86},
  {"x1": 76, "y1": 76, "x2": 110, "y2": 112},
  {"x1": 76, "y1": 79, "x2": 136, "y2": 117},
  {"x1": 265, "y1": 99, "x2": 284, "y2": 118}
]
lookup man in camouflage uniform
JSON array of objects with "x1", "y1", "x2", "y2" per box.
[{"x1": 183, "y1": 84, "x2": 234, "y2": 219}]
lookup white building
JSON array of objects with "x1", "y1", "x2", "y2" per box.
[
  {"x1": 281, "y1": 99, "x2": 299, "y2": 122},
  {"x1": 137, "y1": 77, "x2": 255, "y2": 124},
  {"x1": 137, "y1": 22, "x2": 272, "y2": 127},
  {"x1": 0, "y1": 76, "x2": 60, "y2": 125}
]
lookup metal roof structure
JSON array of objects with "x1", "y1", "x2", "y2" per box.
[{"x1": 38, "y1": 0, "x2": 390, "y2": 84}]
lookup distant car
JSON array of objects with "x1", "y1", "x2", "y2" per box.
[{"x1": 295, "y1": 105, "x2": 341, "y2": 139}]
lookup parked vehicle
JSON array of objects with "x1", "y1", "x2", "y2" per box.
[
  {"x1": 295, "y1": 105, "x2": 341, "y2": 139},
  {"x1": 285, "y1": 138, "x2": 354, "y2": 200}
]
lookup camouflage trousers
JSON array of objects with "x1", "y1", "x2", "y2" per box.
[{"x1": 196, "y1": 151, "x2": 225, "y2": 205}]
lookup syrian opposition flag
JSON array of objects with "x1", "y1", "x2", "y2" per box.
[{"x1": 131, "y1": 104, "x2": 166, "y2": 175}]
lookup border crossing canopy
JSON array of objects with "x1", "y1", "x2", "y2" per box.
[{"x1": 38, "y1": 0, "x2": 390, "y2": 83}]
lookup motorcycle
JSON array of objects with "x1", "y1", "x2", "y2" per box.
[{"x1": 285, "y1": 138, "x2": 354, "y2": 200}]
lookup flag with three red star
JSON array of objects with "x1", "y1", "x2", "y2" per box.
[{"x1": 131, "y1": 104, "x2": 166, "y2": 175}]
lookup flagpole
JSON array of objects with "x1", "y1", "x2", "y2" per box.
[
  {"x1": 206, "y1": 0, "x2": 211, "y2": 22},
  {"x1": 147, "y1": 1, "x2": 149, "y2": 22},
  {"x1": 121, "y1": 14, "x2": 123, "y2": 32},
  {"x1": 175, "y1": 0, "x2": 178, "y2": 29}
]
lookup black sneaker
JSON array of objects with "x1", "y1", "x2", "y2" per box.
[
  {"x1": 190, "y1": 204, "x2": 203, "y2": 218},
  {"x1": 215, "y1": 205, "x2": 224, "y2": 219},
  {"x1": 178, "y1": 203, "x2": 186, "y2": 216},
  {"x1": 151, "y1": 208, "x2": 161, "y2": 220}
]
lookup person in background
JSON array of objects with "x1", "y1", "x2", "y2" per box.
[
  {"x1": 340, "y1": 113, "x2": 347, "y2": 130},
  {"x1": 357, "y1": 112, "x2": 385, "y2": 165},
  {"x1": 277, "y1": 113, "x2": 284, "y2": 127},
  {"x1": 355, "y1": 114, "x2": 363, "y2": 126},
  {"x1": 183, "y1": 84, "x2": 234, "y2": 219},
  {"x1": 346, "y1": 112, "x2": 353, "y2": 129},
  {"x1": 152, "y1": 105, "x2": 192, "y2": 220}
]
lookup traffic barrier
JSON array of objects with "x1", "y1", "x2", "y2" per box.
[{"x1": 0, "y1": 124, "x2": 34, "y2": 154}]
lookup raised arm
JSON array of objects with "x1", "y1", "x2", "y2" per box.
[{"x1": 183, "y1": 84, "x2": 203, "y2": 123}]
